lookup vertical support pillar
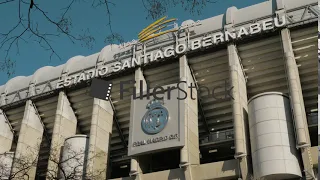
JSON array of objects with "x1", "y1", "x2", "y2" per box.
[
  {"x1": 0, "y1": 109, "x2": 13, "y2": 153},
  {"x1": 0, "y1": 109, "x2": 14, "y2": 179},
  {"x1": 46, "y1": 91, "x2": 77, "y2": 179},
  {"x1": 225, "y1": 5, "x2": 252, "y2": 178},
  {"x1": 281, "y1": 28, "x2": 315, "y2": 179},
  {"x1": 179, "y1": 55, "x2": 199, "y2": 180},
  {"x1": 86, "y1": 98, "x2": 114, "y2": 179},
  {"x1": 228, "y1": 44, "x2": 252, "y2": 180},
  {"x1": 135, "y1": 67, "x2": 147, "y2": 91},
  {"x1": 11, "y1": 100, "x2": 44, "y2": 180},
  {"x1": 130, "y1": 67, "x2": 146, "y2": 180}
]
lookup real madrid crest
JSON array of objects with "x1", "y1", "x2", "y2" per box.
[{"x1": 141, "y1": 99, "x2": 169, "y2": 135}]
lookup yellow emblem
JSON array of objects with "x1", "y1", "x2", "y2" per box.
[{"x1": 138, "y1": 16, "x2": 177, "y2": 42}]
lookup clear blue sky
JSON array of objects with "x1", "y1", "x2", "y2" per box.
[{"x1": 0, "y1": 0, "x2": 266, "y2": 85}]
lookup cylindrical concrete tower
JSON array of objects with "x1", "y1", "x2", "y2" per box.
[
  {"x1": 60, "y1": 135, "x2": 89, "y2": 180},
  {"x1": 248, "y1": 92, "x2": 301, "y2": 180},
  {"x1": 0, "y1": 152, "x2": 14, "y2": 179}
]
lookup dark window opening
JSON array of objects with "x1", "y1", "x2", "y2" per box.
[
  {"x1": 109, "y1": 159, "x2": 130, "y2": 179},
  {"x1": 307, "y1": 112, "x2": 318, "y2": 147},
  {"x1": 140, "y1": 149, "x2": 180, "y2": 174},
  {"x1": 35, "y1": 135, "x2": 51, "y2": 180},
  {"x1": 199, "y1": 129, "x2": 235, "y2": 164}
]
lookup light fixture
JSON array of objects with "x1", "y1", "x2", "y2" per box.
[
  {"x1": 120, "y1": 165, "x2": 128, "y2": 169},
  {"x1": 310, "y1": 108, "x2": 318, "y2": 112},
  {"x1": 209, "y1": 149, "x2": 217, "y2": 153}
]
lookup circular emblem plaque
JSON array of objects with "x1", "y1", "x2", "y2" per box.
[{"x1": 141, "y1": 99, "x2": 169, "y2": 135}]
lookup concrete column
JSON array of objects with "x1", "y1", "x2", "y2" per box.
[
  {"x1": 135, "y1": 67, "x2": 147, "y2": 92},
  {"x1": 179, "y1": 55, "x2": 199, "y2": 180},
  {"x1": 46, "y1": 91, "x2": 77, "y2": 179},
  {"x1": 130, "y1": 67, "x2": 146, "y2": 180},
  {"x1": 60, "y1": 135, "x2": 89, "y2": 180},
  {"x1": 227, "y1": 44, "x2": 252, "y2": 180},
  {"x1": 130, "y1": 158, "x2": 143, "y2": 179},
  {"x1": 0, "y1": 109, "x2": 13, "y2": 153},
  {"x1": 11, "y1": 100, "x2": 44, "y2": 180},
  {"x1": 86, "y1": 98, "x2": 114, "y2": 179},
  {"x1": 281, "y1": 28, "x2": 315, "y2": 179},
  {"x1": 224, "y1": 7, "x2": 252, "y2": 177},
  {"x1": 281, "y1": 28, "x2": 311, "y2": 145}
]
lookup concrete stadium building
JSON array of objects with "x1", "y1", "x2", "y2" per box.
[{"x1": 0, "y1": 0, "x2": 318, "y2": 179}]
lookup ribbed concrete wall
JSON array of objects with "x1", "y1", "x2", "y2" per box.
[{"x1": 248, "y1": 92, "x2": 301, "y2": 179}]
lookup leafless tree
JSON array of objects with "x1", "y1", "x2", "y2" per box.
[
  {"x1": 0, "y1": 152, "x2": 16, "y2": 179},
  {"x1": 0, "y1": 0, "x2": 217, "y2": 77},
  {"x1": 0, "y1": 145, "x2": 39, "y2": 180},
  {"x1": 0, "y1": 143, "x2": 105, "y2": 180},
  {"x1": 46, "y1": 143, "x2": 106, "y2": 180}
]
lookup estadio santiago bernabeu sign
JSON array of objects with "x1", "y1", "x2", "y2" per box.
[
  {"x1": 56, "y1": 16, "x2": 286, "y2": 89},
  {"x1": 128, "y1": 85, "x2": 185, "y2": 156}
]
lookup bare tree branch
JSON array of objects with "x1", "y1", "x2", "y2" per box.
[
  {"x1": 142, "y1": 0, "x2": 218, "y2": 19},
  {"x1": 0, "y1": 142, "x2": 106, "y2": 179},
  {"x1": 0, "y1": 0, "x2": 96, "y2": 76},
  {"x1": 0, "y1": 0, "x2": 15, "y2": 5},
  {"x1": 91, "y1": 0, "x2": 123, "y2": 44},
  {"x1": 0, "y1": 0, "x2": 216, "y2": 77}
]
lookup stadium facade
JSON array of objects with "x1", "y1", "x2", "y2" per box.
[{"x1": 0, "y1": 0, "x2": 318, "y2": 179}]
